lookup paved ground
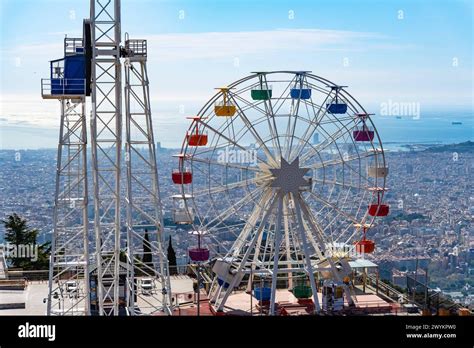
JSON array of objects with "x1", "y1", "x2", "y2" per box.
[
  {"x1": 0, "y1": 281, "x2": 48, "y2": 315},
  {"x1": 0, "y1": 277, "x2": 194, "y2": 316}
]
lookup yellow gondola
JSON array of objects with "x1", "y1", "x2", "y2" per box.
[{"x1": 214, "y1": 87, "x2": 236, "y2": 117}]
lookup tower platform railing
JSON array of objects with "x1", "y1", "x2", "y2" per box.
[
  {"x1": 41, "y1": 78, "x2": 86, "y2": 99},
  {"x1": 125, "y1": 39, "x2": 147, "y2": 57},
  {"x1": 64, "y1": 37, "x2": 84, "y2": 56}
]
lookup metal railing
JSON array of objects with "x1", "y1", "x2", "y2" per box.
[
  {"x1": 64, "y1": 37, "x2": 84, "y2": 56},
  {"x1": 125, "y1": 39, "x2": 147, "y2": 57},
  {"x1": 41, "y1": 78, "x2": 86, "y2": 98}
]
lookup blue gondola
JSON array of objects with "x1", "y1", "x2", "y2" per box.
[
  {"x1": 290, "y1": 88, "x2": 312, "y2": 100},
  {"x1": 253, "y1": 286, "x2": 271, "y2": 301},
  {"x1": 326, "y1": 103, "x2": 347, "y2": 114},
  {"x1": 326, "y1": 85, "x2": 348, "y2": 114}
]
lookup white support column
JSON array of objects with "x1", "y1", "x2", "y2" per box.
[
  {"x1": 216, "y1": 193, "x2": 279, "y2": 312},
  {"x1": 270, "y1": 193, "x2": 283, "y2": 315},
  {"x1": 293, "y1": 194, "x2": 321, "y2": 313},
  {"x1": 123, "y1": 40, "x2": 171, "y2": 315},
  {"x1": 90, "y1": 0, "x2": 122, "y2": 316}
]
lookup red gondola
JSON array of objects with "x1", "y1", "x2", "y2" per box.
[
  {"x1": 189, "y1": 248, "x2": 210, "y2": 262},
  {"x1": 172, "y1": 170, "x2": 192, "y2": 184},
  {"x1": 187, "y1": 132, "x2": 208, "y2": 146},
  {"x1": 355, "y1": 239, "x2": 375, "y2": 253},
  {"x1": 353, "y1": 113, "x2": 375, "y2": 142},
  {"x1": 188, "y1": 230, "x2": 209, "y2": 262},
  {"x1": 353, "y1": 126, "x2": 374, "y2": 141},
  {"x1": 186, "y1": 116, "x2": 208, "y2": 146},
  {"x1": 367, "y1": 187, "x2": 389, "y2": 217},
  {"x1": 368, "y1": 204, "x2": 390, "y2": 217},
  {"x1": 354, "y1": 224, "x2": 375, "y2": 254},
  {"x1": 172, "y1": 153, "x2": 192, "y2": 184}
]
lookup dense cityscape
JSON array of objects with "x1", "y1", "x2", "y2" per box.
[{"x1": 0, "y1": 142, "x2": 472, "y2": 307}]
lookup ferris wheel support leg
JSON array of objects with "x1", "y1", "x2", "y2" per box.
[
  {"x1": 293, "y1": 195, "x2": 321, "y2": 314},
  {"x1": 213, "y1": 284, "x2": 223, "y2": 304},
  {"x1": 216, "y1": 194, "x2": 279, "y2": 312},
  {"x1": 298, "y1": 198, "x2": 355, "y2": 307},
  {"x1": 282, "y1": 199, "x2": 293, "y2": 290},
  {"x1": 228, "y1": 189, "x2": 274, "y2": 256},
  {"x1": 269, "y1": 194, "x2": 283, "y2": 315}
]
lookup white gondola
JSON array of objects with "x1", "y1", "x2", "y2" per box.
[
  {"x1": 368, "y1": 166, "x2": 389, "y2": 178},
  {"x1": 212, "y1": 257, "x2": 245, "y2": 288},
  {"x1": 172, "y1": 194, "x2": 194, "y2": 224}
]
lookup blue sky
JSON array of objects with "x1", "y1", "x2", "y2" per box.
[{"x1": 0, "y1": 0, "x2": 472, "y2": 148}]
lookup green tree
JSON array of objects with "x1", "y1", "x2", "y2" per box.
[
  {"x1": 167, "y1": 235, "x2": 177, "y2": 275},
  {"x1": 142, "y1": 229, "x2": 153, "y2": 270},
  {"x1": 2, "y1": 213, "x2": 50, "y2": 270}
]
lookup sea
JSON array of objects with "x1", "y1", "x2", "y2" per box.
[{"x1": 0, "y1": 110, "x2": 472, "y2": 150}]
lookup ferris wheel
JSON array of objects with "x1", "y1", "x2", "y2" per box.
[{"x1": 171, "y1": 71, "x2": 389, "y2": 315}]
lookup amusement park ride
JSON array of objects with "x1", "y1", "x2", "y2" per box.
[
  {"x1": 173, "y1": 71, "x2": 390, "y2": 315},
  {"x1": 42, "y1": 1, "x2": 390, "y2": 316}
]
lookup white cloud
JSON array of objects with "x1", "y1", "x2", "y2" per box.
[{"x1": 143, "y1": 28, "x2": 392, "y2": 62}]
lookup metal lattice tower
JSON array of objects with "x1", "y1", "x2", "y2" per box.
[
  {"x1": 123, "y1": 38, "x2": 172, "y2": 315},
  {"x1": 47, "y1": 97, "x2": 90, "y2": 315},
  {"x1": 89, "y1": 0, "x2": 123, "y2": 316},
  {"x1": 44, "y1": 0, "x2": 171, "y2": 316}
]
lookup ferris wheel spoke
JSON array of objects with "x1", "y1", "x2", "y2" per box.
[
  {"x1": 305, "y1": 190, "x2": 359, "y2": 224},
  {"x1": 284, "y1": 97, "x2": 301, "y2": 160},
  {"x1": 308, "y1": 150, "x2": 376, "y2": 171},
  {"x1": 232, "y1": 89, "x2": 281, "y2": 158},
  {"x1": 286, "y1": 75, "x2": 317, "y2": 161},
  {"x1": 299, "y1": 117, "x2": 358, "y2": 165},
  {"x1": 281, "y1": 75, "x2": 306, "y2": 160},
  {"x1": 192, "y1": 174, "x2": 270, "y2": 198},
  {"x1": 229, "y1": 91, "x2": 282, "y2": 160},
  {"x1": 188, "y1": 163, "x2": 263, "y2": 227},
  {"x1": 313, "y1": 187, "x2": 363, "y2": 240},
  {"x1": 198, "y1": 185, "x2": 266, "y2": 231},
  {"x1": 269, "y1": 75, "x2": 298, "y2": 115},
  {"x1": 308, "y1": 150, "x2": 375, "y2": 189},
  {"x1": 290, "y1": 90, "x2": 334, "y2": 161},
  {"x1": 261, "y1": 75, "x2": 283, "y2": 159},
  {"x1": 228, "y1": 94, "x2": 278, "y2": 167},
  {"x1": 198, "y1": 120, "x2": 269, "y2": 165},
  {"x1": 190, "y1": 155, "x2": 262, "y2": 173},
  {"x1": 311, "y1": 178, "x2": 364, "y2": 191}
]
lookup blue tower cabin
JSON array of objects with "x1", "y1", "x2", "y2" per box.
[
  {"x1": 50, "y1": 54, "x2": 85, "y2": 96},
  {"x1": 42, "y1": 21, "x2": 92, "y2": 99}
]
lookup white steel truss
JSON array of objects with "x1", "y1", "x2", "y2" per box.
[
  {"x1": 44, "y1": 0, "x2": 171, "y2": 316},
  {"x1": 123, "y1": 38, "x2": 172, "y2": 315},
  {"x1": 47, "y1": 99, "x2": 90, "y2": 316},
  {"x1": 90, "y1": 0, "x2": 122, "y2": 316}
]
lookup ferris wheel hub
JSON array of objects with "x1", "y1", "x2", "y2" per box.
[{"x1": 269, "y1": 157, "x2": 310, "y2": 194}]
